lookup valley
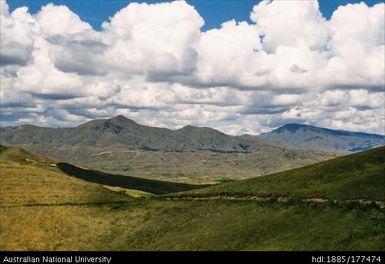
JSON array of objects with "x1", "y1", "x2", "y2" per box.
[
  {"x1": 0, "y1": 144, "x2": 384, "y2": 250},
  {"x1": 0, "y1": 116, "x2": 343, "y2": 183},
  {"x1": 1, "y1": 0, "x2": 384, "y2": 255}
]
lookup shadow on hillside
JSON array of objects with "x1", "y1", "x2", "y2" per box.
[{"x1": 56, "y1": 162, "x2": 210, "y2": 195}]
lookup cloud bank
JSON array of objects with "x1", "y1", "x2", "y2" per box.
[{"x1": 0, "y1": 0, "x2": 384, "y2": 135}]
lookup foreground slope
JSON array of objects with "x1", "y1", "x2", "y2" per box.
[
  {"x1": 0, "y1": 145, "x2": 131, "y2": 206},
  {"x1": 177, "y1": 146, "x2": 385, "y2": 201},
  {"x1": 1, "y1": 145, "x2": 384, "y2": 250},
  {"x1": 2, "y1": 199, "x2": 384, "y2": 250},
  {"x1": 259, "y1": 123, "x2": 385, "y2": 152},
  {"x1": 0, "y1": 145, "x2": 206, "y2": 200}
]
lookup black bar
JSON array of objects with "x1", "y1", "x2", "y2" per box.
[{"x1": 0, "y1": 251, "x2": 384, "y2": 264}]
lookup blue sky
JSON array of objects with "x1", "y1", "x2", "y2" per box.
[{"x1": 7, "y1": 0, "x2": 384, "y2": 31}]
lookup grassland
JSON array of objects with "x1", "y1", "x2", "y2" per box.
[
  {"x1": 1, "y1": 200, "x2": 384, "y2": 250},
  {"x1": 0, "y1": 145, "x2": 384, "y2": 250},
  {"x1": 0, "y1": 147, "x2": 131, "y2": 206},
  {"x1": 14, "y1": 144, "x2": 337, "y2": 184},
  {"x1": 175, "y1": 146, "x2": 385, "y2": 201}
]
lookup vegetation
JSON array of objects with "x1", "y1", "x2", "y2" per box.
[
  {"x1": 176, "y1": 146, "x2": 385, "y2": 201},
  {"x1": 1, "y1": 200, "x2": 384, "y2": 250},
  {"x1": 0, "y1": 146, "x2": 131, "y2": 206},
  {"x1": 56, "y1": 162, "x2": 208, "y2": 195},
  {"x1": 0, "y1": 145, "x2": 384, "y2": 251},
  {"x1": 4, "y1": 145, "x2": 335, "y2": 184}
]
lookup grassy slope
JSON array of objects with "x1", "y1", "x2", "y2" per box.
[
  {"x1": 1, "y1": 145, "x2": 384, "y2": 250},
  {"x1": 1, "y1": 200, "x2": 384, "y2": 250},
  {"x1": 176, "y1": 146, "x2": 385, "y2": 201},
  {"x1": 0, "y1": 145, "x2": 132, "y2": 206}
]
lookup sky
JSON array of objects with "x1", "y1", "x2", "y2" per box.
[
  {"x1": 6, "y1": 0, "x2": 385, "y2": 31},
  {"x1": 0, "y1": 0, "x2": 384, "y2": 135}
]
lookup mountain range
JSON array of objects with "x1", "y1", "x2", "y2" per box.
[
  {"x1": 0, "y1": 116, "x2": 383, "y2": 183},
  {"x1": 259, "y1": 123, "x2": 384, "y2": 152},
  {"x1": 0, "y1": 115, "x2": 282, "y2": 153},
  {"x1": 1, "y1": 116, "x2": 383, "y2": 153}
]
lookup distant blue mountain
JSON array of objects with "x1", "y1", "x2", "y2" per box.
[{"x1": 259, "y1": 123, "x2": 385, "y2": 152}]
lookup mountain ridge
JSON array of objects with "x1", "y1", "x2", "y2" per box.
[
  {"x1": 265, "y1": 123, "x2": 385, "y2": 137},
  {"x1": 259, "y1": 123, "x2": 384, "y2": 152},
  {"x1": 0, "y1": 115, "x2": 283, "y2": 153},
  {"x1": 0, "y1": 117, "x2": 339, "y2": 181},
  {"x1": 2, "y1": 117, "x2": 384, "y2": 153}
]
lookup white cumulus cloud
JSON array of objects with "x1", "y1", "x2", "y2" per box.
[{"x1": 0, "y1": 0, "x2": 384, "y2": 135}]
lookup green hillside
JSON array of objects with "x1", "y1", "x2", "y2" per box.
[
  {"x1": 1, "y1": 145, "x2": 384, "y2": 250},
  {"x1": 0, "y1": 145, "x2": 207, "y2": 203},
  {"x1": 174, "y1": 146, "x2": 385, "y2": 201},
  {"x1": 0, "y1": 144, "x2": 56, "y2": 165},
  {"x1": 2, "y1": 199, "x2": 384, "y2": 250},
  {"x1": 0, "y1": 145, "x2": 131, "y2": 206}
]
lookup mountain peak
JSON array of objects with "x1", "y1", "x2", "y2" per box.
[
  {"x1": 281, "y1": 123, "x2": 307, "y2": 128},
  {"x1": 110, "y1": 115, "x2": 128, "y2": 121},
  {"x1": 77, "y1": 115, "x2": 139, "y2": 131},
  {"x1": 260, "y1": 123, "x2": 384, "y2": 152},
  {"x1": 178, "y1": 125, "x2": 209, "y2": 131},
  {"x1": 179, "y1": 125, "x2": 195, "y2": 130},
  {"x1": 276, "y1": 123, "x2": 310, "y2": 133},
  {"x1": 178, "y1": 125, "x2": 223, "y2": 135},
  {"x1": 108, "y1": 115, "x2": 138, "y2": 126}
]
